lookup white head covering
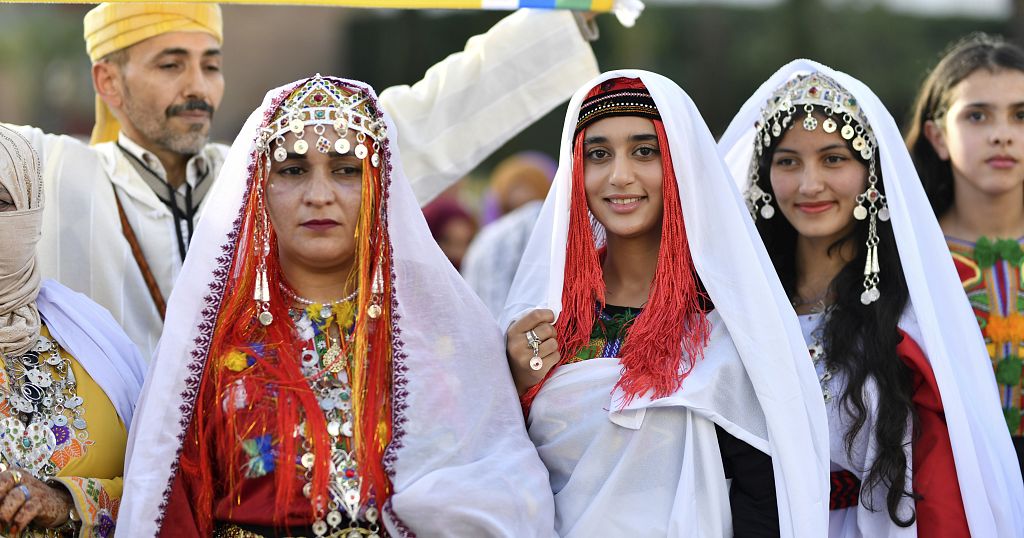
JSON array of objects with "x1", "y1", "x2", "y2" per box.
[
  {"x1": 501, "y1": 69, "x2": 830, "y2": 537},
  {"x1": 0, "y1": 125, "x2": 43, "y2": 357},
  {"x1": 118, "y1": 76, "x2": 554, "y2": 537},
  {"x1": 718, "y1": 59, "x2": 1024, "y2": 537}
]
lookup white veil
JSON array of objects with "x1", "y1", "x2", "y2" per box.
[
  {"x1": 119, "y1": 76, "x2": 555, "y2": 537},
  {"x1": 501, "y1": 69, "x2": 830, "y2": 537},
  {"x1": 718, "y1": 59, "x2": 1024, "y2": 537}
]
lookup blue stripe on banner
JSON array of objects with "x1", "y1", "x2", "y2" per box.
[{"x1": 520, "y1": 0, "x2": 558, "y2": 7}]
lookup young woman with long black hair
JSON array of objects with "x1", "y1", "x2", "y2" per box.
[{"x1": 720, "y1": 60, "x2": 1023, "y2": 537}]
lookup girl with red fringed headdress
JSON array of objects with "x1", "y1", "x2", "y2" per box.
[
  {"x1": 501, "y1": 71, "x2": 833, "y2": 537},
  {"x1": 119, "y1": 75, "x2": 556, "y2": 538}
]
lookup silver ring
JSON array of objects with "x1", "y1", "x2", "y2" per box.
[
  {"x1": 526, "y1": 329, "x2": 542, "y2": 353},
  {"x1": 17, "y1": 484, "x2": 29, "y2": 502},
  {"x1": 8, "y1": 469, "x2": 21, "y2": 485}
]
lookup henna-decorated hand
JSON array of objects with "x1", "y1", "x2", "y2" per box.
[{"x1": 0, "y1": 468, "x2": 73, "y2": 535}]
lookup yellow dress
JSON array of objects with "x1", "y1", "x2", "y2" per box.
[{"x1": 0, "y1": 324, "x2": 124, "y2": 537}]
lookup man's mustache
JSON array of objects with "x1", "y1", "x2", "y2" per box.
[{"x1": 166, "y1": 100, "x2": 215, "y2": 119}]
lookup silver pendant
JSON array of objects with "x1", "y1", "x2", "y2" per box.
[
  {"x1": 335, "y1": 138, "x2": 351, "y2": 155},
  {"x1": 259, "y1": 311, "x2": 274, "y2": 326},
  {"x1": 802, "y1": 115, "x2": 818, "y2": 131},
  {"x1": 354, "y1": 144, "x2": 368, "y2": 160},
  {"x1": 274, "y1": 146, "x2": 287, "y2": 162},
  {"x1": 293, "y1": 139, "x2": 309, "y2": 155},
  {"x1": 367, "y1": 304, "x2": 382, "y2": 319}
]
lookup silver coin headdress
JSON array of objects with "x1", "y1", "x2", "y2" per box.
[
  {"x1": 746, "y1": 71, "x2": 889, "y2": 306},
  {"x1": 255, "y1": 74, "x2": 388, "y2": 168}
]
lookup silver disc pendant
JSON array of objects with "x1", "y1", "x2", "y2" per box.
[
  {"x1": 354, "y1": 144, "x2": 368, "y2": 160},
  {"x1": 367, "y1": 304, "x2": 382, "y2": 319},
  {"x1": 529, "y1": 356, "x2": 543, "y2": 371},
  {"x1": 802, "y1": 115, "x2": 818, "y2": 131},
  {"x1": 860, "y1": 290, "x2": 873, "y2": 305},
  {"x1": 822, "y1": 117, "x2": 837, "y2": 133},
  {"x1": 289, "y1": 118, "x2": 304, "y2": 134},
  {"x1": 860, "y1": 147, "x2": 872, "y2": 160},
  {"x1": 759, "y1": 204, "x2": 775, "y2": 219},
  {"x1": 273, "y1": 146, "x2": 287, "y2": 162},
  {"x1": 371, "y1": 153, "x2": 380, "y2": 167},
  {"x1": 293, "y1": 139, "x2": 308, "y2": 155},
  {"x1": 335, "y1": 138, "x2": 351, "y2": 154},
  {"x1": 853, "y1": 205, "x2": 868, "y2": 221},
  {"x1": 878, "y1": 206, "x2": 890, "y2": 221},
  {"x1": 841, "y1": 124, "x2": 855, "y2": 140},
  {"x1": 259, "y1": 311, "x2": 274, "y2": 326},
  {"x1": 852, "y1": 136, "x2": 866, "y2": 151}
]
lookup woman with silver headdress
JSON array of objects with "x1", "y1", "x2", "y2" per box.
[
  {"x1": 0, "y1": 125, "x2": 146, "y2": 536},
  {"x1": 501, "y1": 71, "x2": 831, "y2": 537},
  {"x1": 117, "y1": 75, "x2": 553, "y2": 537},
  {"x1": 719, "y1": 60, "x2": 1024, "y2": 537}
]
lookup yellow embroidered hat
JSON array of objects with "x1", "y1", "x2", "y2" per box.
[{"x1": 84, "y1": 2, "x2": 223, "y2": 144}]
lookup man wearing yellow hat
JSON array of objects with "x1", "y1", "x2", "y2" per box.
[{"x1": 5, "y1": 2, "x2": 602, "y2": 362}]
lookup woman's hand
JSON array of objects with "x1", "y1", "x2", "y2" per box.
[
  {"x1": 0, "y1": 468, "x2": 73, "y2": 534},
  {"x1": 506, "y1": 309, "x2": 560, "y2": 396}
]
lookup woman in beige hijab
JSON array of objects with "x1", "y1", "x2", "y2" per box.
[{"x1": 0, "y1": 125, "x2": 145, "y2": 536}]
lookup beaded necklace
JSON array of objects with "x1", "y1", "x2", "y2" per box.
[{"x1": 290, "y1": 302, "x2": 382, "y2": 538}]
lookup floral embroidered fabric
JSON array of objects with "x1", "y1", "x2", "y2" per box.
[{"x1": 948, "y1": 236, "x2": 1024, "y2": 435}]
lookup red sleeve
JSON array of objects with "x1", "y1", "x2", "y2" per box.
[{"x1": 896, "y1": 331, "x2": 970, "y2": 537}]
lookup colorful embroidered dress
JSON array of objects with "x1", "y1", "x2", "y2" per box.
[
  {"x1": 0, "y1": 324, "x2": 123, "y2": 538},
  {"x1": 567, "y1": 305, "x2": 639, "y2": 363},
  {"x1": 947, "y1": 236, "x2": 1024, "y2": 437}
]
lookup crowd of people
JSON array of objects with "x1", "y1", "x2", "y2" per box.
[{"x1": 0, "y1": 2, "x2": 1023, "y2": 537}]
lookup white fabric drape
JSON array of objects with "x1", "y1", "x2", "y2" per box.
[
  {"x1": 501, "y1": 69, "x2": 830, "y2": 537},
  {"x1": 118, "y1": 76, "x2": 555, "y2": 537},
  {"x1": 36, "y1": 279, "x2": 146, "y2": 429},
  {"x1": 718, "y1": 59, "x2": 1024, "y2": 538},
  {"x1": 7, "y1": 7, "x2": 598, "y2": 362}
]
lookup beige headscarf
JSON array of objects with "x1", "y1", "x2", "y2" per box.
[
  {"x1": 84, "y1": 2, "x2": 224, "y2": 144},
  {"x1": 0, "y1": 125, "x2": 43, "y2": 357}
]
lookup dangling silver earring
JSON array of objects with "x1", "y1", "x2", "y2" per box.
[
  {"x1": 854, "y1": 156, "x2": 889, "y2": 305},
  {"x1": 745, "y1": 171, "x2": 775, "y2": 220},
  {"x1": 254, "y1": 165, "x2": 274, "y2": 326},
  {"x1": 367, "y1": 252, "x2": 384, "y2": 320}
]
